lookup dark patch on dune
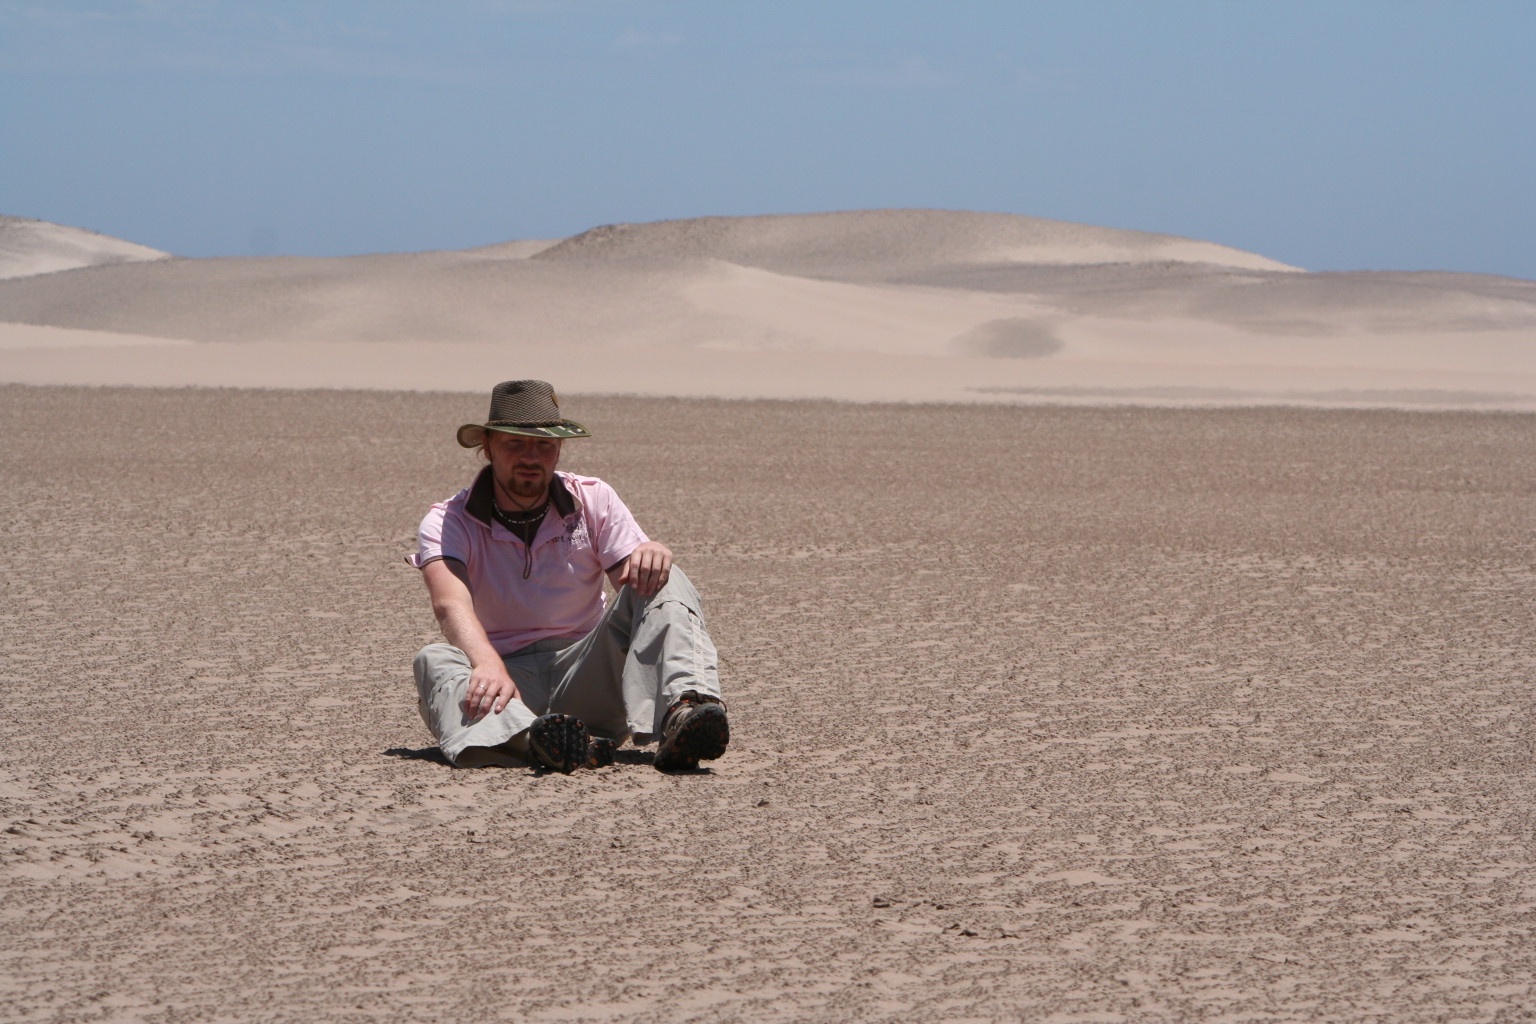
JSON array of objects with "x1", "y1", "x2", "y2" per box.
[
  {"x1": 902, "y1": 262, "x2": 1536, "y2": 335},
  {"x1": 953, "y1": 317, "x2": 1063, "y2": 358}
]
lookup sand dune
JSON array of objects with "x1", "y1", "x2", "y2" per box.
[
  {"x1": 0, "y1": 215, "x2": 170, "y2": 280},
  {"x1": 0, "y1": 209, "x2": 1532, "y2": 410},
  {"x1": 534, "y1": 208, "x2": 1303, "y2": 277}
]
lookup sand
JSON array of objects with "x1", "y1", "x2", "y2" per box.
[
  {"x1": 1, "y1": 210, "x2": 1533, "y2": 1021},
  {"x1": 1, "y1": 210, "x2": 1534, "y2": 410},
  {"x1": 2, "y1": 385, "x2": 1532, "y2": 1022},
  {"x1": 0, "y1": 216, "x2": 169, "y2": 281}
]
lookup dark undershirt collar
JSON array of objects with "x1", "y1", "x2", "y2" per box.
[{"x1": 464, "y1": 465, "x2": 578, "y2": 528}]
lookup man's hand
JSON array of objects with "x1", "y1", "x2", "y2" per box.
[
  {"x1": 615, "y1": 541, "x2": 674, "y2": 597},
  {"x1": 463, "y1": 661, "x2": 520, "y2": 720}
]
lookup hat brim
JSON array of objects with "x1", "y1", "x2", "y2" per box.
[{"x1": 457, "y1": 421, "x2": 591, "y2": 447}]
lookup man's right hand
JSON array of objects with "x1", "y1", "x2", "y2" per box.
[{"x1": 463, "y1": 662, "x2": 520, "y2": 720}]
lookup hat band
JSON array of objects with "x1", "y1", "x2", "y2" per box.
[{"x1": 487, "y1": 418, "x2": 562, "y2": 427}]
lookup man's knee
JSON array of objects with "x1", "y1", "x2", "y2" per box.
[
  {"x1": 650, "y1": 567, "x2": 703, "y2": 609},
  {"x1": 414, "y1": 643, "x2": 467, "y2": 685},
  {"x1": 414, "y1": 641, "x2": 450, "y2": 668},
  {"x1": 615, "y1": 566, "x2": 701, "y2": 614}
]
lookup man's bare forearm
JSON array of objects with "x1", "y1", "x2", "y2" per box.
[
  {"x1": 422, "y1": 558, "x2": 502, "y2": 670},
  {"x1": 435, "y1": 598, "x2": 501, "y2": 669},
  {"x1": 421, "y1": 558, "x2": 520, "y2": 717}
]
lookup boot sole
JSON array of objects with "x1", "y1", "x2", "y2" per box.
[
  {"x1": 654, "y1": 704, "x2": 730, "y2": 771},
  {"x1": 526, "y1": 714, "x2": 589, "y2": 774},
  {"x1": 585, "y1": 737, "x2": 617, "y2": 770}
]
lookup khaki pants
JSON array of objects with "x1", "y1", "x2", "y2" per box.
[{"x1": 413, "y1": 568, "x2": 721, "y2": 767}]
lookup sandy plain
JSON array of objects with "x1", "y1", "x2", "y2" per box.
[
  {"x1": 1, "y1": 210, "x2": 1534, "y2": 1022},
  {"x1": 2, "y1": 385, "x2": 1533, "y2": 1023}
]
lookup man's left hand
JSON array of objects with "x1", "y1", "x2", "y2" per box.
[{"x1": 616, "y1": 541, "x2": 673, "y2": 597}]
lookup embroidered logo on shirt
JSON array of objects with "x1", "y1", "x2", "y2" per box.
[{"x1": 563, "y1": 515, "x2": 592, "y2": 550}]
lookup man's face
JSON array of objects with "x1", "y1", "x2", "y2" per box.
[{"x1": 485, "y1": 431, "x2": 562, "y2": 503}]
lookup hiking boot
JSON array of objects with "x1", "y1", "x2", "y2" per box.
[
  {"x1": 585, "y1": 736, "x2": 617, "y2": 770},
  {"x1": 653, "y1": 691, "x2": 729, "y2": 772},
  {"x1": 524, "y1": 714, "x2": 589, "y2": 774}
]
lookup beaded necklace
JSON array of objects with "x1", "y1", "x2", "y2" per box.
[{"x1": 491, "y1": 498, "x2": 549, "y2": 545}]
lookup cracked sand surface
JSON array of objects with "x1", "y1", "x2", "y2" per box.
[{"x1": 1, "y1": 386, "x2": 1532, "y2": 1022}]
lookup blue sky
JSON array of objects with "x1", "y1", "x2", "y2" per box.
[{"x1": 2, "y1": 1, "x2": 1533, "y2": 278}]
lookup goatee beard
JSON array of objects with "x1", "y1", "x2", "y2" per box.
[{"x1": 506, "y1": 475, "x2": 547, "y2": 501}]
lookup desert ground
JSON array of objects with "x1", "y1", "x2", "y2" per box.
[
  {"x1": 3, "y1": 386, "x2": 1532, "y2": 1022},
  {"x1": 1, "y1": 211, "x2": 1533, "y2": 1022}
]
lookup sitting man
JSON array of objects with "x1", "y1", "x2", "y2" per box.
[{"x1": 406, "y1": 379, "x2": 728, "y2": 773}]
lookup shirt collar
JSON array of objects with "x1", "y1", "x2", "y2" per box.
[{"x1": 464, "y1": 466, "x2": 579, "y2": 525}]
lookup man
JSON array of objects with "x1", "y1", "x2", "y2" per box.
[{"x1": 407, "y1": 380, "x2": 728, "y2": 773}]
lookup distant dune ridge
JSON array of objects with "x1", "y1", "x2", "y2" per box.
[
  {"x1": 0, "y1": 209, "x2": 1532, "y2": 409},
  {"x1": 534, "y1": 208, "x2": 1302, "y2": 276},
  {"x1": 0, "y1": 215, "x2": 170, "y2": 280}
]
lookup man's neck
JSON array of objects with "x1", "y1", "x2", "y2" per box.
[
  {"x1": 494, "y1": 481, "x2": 550, "y2": 512},
  {"x1": 465, "y1": 467, "x2": 576, "y2": 528}
]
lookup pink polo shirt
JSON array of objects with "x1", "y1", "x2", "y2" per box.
[{"x1": 407, "y1": 468, "x2": 649, "y2": 655}]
